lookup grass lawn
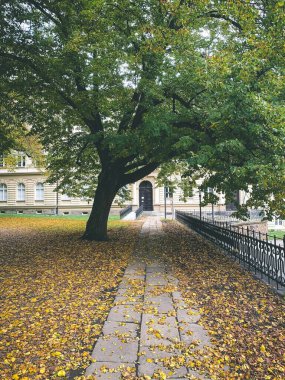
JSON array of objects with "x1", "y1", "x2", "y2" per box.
[
  {"x1": 0, "y1": 213, "x2": 119, "y2": 221},
  {"x1": 268, "y1": 229, "x2": 285, "y2": 240},
  {"x1": 0, "y1": 216, "x2": 140, "y2": 379}
]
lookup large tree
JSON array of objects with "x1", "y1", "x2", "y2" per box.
[{"x1": 1, "y1": 0, "x2": 285, "y2": 240}]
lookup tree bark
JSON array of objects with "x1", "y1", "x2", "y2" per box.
[
  {"x1": 82, "y1": 170, "x2": 118, "y2": 241},
  {"x1": 82, "y1": 161, "x2": 160, "y2": 241}
]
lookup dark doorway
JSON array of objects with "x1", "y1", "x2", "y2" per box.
[{"x1": 139, "y1": 181, "x2": 153, "y2": 211}]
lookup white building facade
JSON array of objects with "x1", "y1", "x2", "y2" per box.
[{"x1": 0, "y1": 153, "x2": 230, "y2": 215}]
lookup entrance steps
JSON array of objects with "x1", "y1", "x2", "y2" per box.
[
  {"x1": 143, "y1": 211, "x2": 164, "y2": 216},
  {"x1": 121, "y1": 211, "x2": 137, "y2": 220}
]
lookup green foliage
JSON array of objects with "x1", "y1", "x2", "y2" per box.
[{"x1": 0, "y1": 0, "x2": 284, "y2": 219}]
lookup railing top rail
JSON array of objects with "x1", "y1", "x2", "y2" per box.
[{"x1": 135, "y1": 205, "x2": 143, "y2": 219}]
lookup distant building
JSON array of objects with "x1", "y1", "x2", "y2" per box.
[
  {"x1": 0, "y1": 152, "x2": 236, "y2": 216},
  {"x1": 268, "y1": 217, "x2": 285, "y2": 231}
]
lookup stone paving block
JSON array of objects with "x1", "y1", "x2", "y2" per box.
[
  {"x1": 145, "y1": 284, "x2": 170, "y2": 296},
  {"x1": 180, "y1": 323, "x2": 211, "y2": 347},
  {"x1": 125, "y1": 261, "x2": 146, "y2": 270},
  {"x1": 176, "y1": 309, "x2": 201, "y2": 324},
  {"x1": 146, "y1": 267, "x2": 166, "y2": 274},
  {"x1": 119, "y1": 277, "x2": 145, "y2": 288},
  {"x1": 91, "y1": 336, "x2": 139, "y2": 362},
  {"x1": 187, "y1": 369, "x2": 209, "y2": 379},
  {"x1": 107, "y1": 304, "x2": 141, "y2": 323},
  {"x1": 141, "y1": 315, "x2": 180, "y2": 346},
  {"x1": 123, "y1": 274, "x2": 145, "y2": 280},
  {"x1": 86, "y1": 361, "x2": 135, "y2": 379},
  {"x1": 172, "y1": 291, "x2": 184, "y2": 302},
  {"x1": 146, "y1": 261, "x2": 166, "y2": 271},
  {"x1": 116, "y1": 288, "x2": 144, "y2": 298},
  {"x1": 138, "y1": 347, "x2": 188, "y2": 378},
  {"x1": 146, "y1": 273, "x2": 168, "y2": 286},
  {"x1": 144, "y1": 294, "x2": 175, "y2": 314},
  {"x1": 166, "y1": 275, "x2": 179, "y2": 286},
  {"x1": 102, "y1": 321, "x2": 138, "y2": 338},
  {"x1": 113, "y1": 295, "x2": 143, "y2": 305},
  {"x1": 124, "y1": 268, "x2": 145, "y2": 276}
]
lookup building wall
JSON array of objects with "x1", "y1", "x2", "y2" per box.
[
  {"x1": 0, "y1": 155, "x2": 227, "y2": 215},
  {"x1": 130, "y1": 173, "x2": 226, "y2": 213},
  {"x1": 268, "y1": 218, "x2": 285, "y2": 230}
]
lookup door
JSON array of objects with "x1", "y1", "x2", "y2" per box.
[{"x1": 139, "y1": 181, "x2": 153, "y2": 211}]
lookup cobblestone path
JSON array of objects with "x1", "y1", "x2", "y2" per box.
[{"x1": 86, "y1": 217, "x2": 211, "y2": 379}]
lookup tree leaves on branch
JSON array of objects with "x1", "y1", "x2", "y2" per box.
[{"x1": 0, "y1": 0, "x2": 284, "y2": 238}]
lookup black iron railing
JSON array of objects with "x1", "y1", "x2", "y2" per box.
[
  {"x1": 182, "y1": 209, "x2": 264, "y2": 224},
  {"x1": 119, "y1": 205, "x2": 132, "y2": 219},
  {"x1": 176, "y1": 211, "x2": 285, "y2": 288},
  {"x1": 135, "y1": 205, "x2": 143, "y2": 219}
]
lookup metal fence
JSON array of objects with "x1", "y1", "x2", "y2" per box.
[
  {"x1": 120, "y1": 205, "x2": 132, "y2": 219},
  {"x1": 187, "y1": 209, "x2": 263, "y2": 224},
  {"x1": 176, "y1": 211, "x2": 285, "y2": 288}
]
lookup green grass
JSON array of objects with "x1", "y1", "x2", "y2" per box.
[
  {"x1": 268, "y1": 230, "x2": 285, "y2": 240},
  {"x1": 0, "y1": 213, "x2": 120, "y2": 221}
]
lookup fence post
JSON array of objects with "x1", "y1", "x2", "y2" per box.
[{"x1": 247, "y1": 227, "x2": 251, "y2": 270}]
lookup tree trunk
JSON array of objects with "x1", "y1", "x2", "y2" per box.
[{"x1": 82, "y1": 170, "x2": 118, "y2": 241}]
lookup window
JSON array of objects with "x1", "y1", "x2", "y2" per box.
[
  {"x1": 17, "y1": 183, "x2": 26, "y2": 201},
  {"x1": 0, "y1": 154, "x2": 5, "y2": 167},
  {"x1": 35, "y1": 182, "x2": 44, "y2": 201},
  {"x1": 36, "y1": 210, "x2": 42, "y2": 214},
  {"x1": 61, "y1": 193, "x2": 71, "y2": 201},
  {"x1": 275, "y1": 218, "x2": 283, "y2": 226},
  {"x1": 17, "y1": 154, "x2": 26, "y2": 167},
  {"x1": 0, "y1": 184, "x2": 7, "y2": 201},
  {"x1": 165, "y1": 186, "x2": 173, "y2": 198}
]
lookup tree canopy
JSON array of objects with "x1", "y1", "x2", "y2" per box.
[{"x1": 1, "y1": 0, "x2": 285, "y2": 239}]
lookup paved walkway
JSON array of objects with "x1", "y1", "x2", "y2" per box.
[{"x1": 86, "y1": 217, "x2": 210, "y2": 379}]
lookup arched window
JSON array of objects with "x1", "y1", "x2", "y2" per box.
[
  {"x1": 17, "y1": 183, "x2": 25, "y2": 201},
  {"x1": 0, "y1": 183, "x2": 7, "y2": 201},
  {"x1": 35, "y1": 182, "x2": 44, "y2": 201}
]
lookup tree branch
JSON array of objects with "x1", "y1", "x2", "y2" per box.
[
  {"x1": 123, "y1": 158, "x2": 149, "y2": 173},
  {"x1": 118, "y1": 91, "x2": 142, "y2": 132},
  {"x1": 27, "y1": 0, "x2": 62, "y2": 27},
  {"x1": 172, "y1": 89, "x2": 207, "y2": 109},
  {"x1": 120, "y1": 162, "x2": 159, "y2": 185},
  {"x1": 1, "y1": 52, "x2": 103, "y2": 134},
  {"x1": 203, "y1": 11, "x2": 243, "y2": 31},
  {"x1": 171, "y1": 119, "x2": 202, "y2": 131}
]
